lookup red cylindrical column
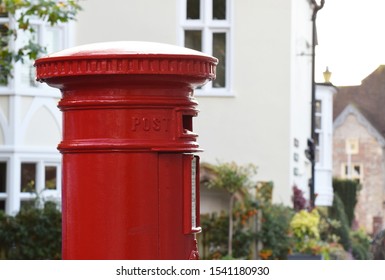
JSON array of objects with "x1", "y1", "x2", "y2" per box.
[{"x1": 34, "y1": 41, "x2": 217, "y2": 259}]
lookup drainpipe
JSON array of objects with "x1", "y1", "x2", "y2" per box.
[{"x1": 310, "y1": 0, "x2": 325, "y2": 208}]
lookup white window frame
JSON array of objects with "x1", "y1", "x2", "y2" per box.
[
  {"x1": 43, "y1": 162, "x2": 61, "y2": 194},
  {"x1": 14, "y1": 16, "x2": 70, "y2": 97},
  {"x1": 345, "y1": 138, "x2": 359, "y2": 155},
  {"x1": 341, "y1": 162, "x2": 363, "y2": 183},
  {"x1": 179, "y1": 0, "x2": 233, "y2": 97},
  {"x1": 314, "y1": 99, "x2": 322, "y2": 163},
  {"x1": 19, "y1": 160, "x2": 61, "y2": 204}
]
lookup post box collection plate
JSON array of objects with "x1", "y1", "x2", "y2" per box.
[
  {"x1": 183, "y1": 154, "x2": 201, "y2": 235},
  {"x1": 191, "y1": 156, "x2": 197, "y2": 229}
]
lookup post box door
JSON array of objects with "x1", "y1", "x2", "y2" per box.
[{"x1": 158, "y1": 153, "x2": 200, "y2": 259}]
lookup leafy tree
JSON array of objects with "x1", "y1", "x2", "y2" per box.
[{"x1": 0, "y1": 0, "x2": 82, "y2": 84}]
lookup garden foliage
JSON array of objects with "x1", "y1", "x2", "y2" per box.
[
  {"x1": 0, "y1": 0, "x2": 82, "y2": 84},
  {"x1": 257, "y1": 204, "x2": 293, "y2": 259},
  {"x1": 0, "y1": 201, "x2": 61, "y2": 259},
  {"x1": 199, "y1": 162, "x2": 373, "y2": 260}
]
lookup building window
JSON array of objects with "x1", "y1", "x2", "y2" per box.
[
  {"x1": 21, "y1": 162, "x2": 59, "y2": 192},
  {"x1": 293, "y1": 167, "x2": 299, "y2": 176},
  {"x1": 187, "y1": 0, "x2": 200, "y2": 19},
  {"x1": 341, "y1": 163, "x2": 363, "y2": 183},
  {"x1": 19, "y1": 25, "x2": 40, "y2": 88},
  {"x1": 21, "y1": 163, "x2": 36, "y2": 193},
  {"x1": 315, "y1": 100, "x2": 322, "y2": 130},
  {"x1": 345, "y1": 138, "x2": 359, "y2": 155},
  {"x1": 314, "y1": 100, "x2": 322, "y2": 162},
  {"x1": 19, "y1": 21, "x2": 66, "y2": 88},
  {"x1": 19, "y1": 161, "x2": 61, "y2": 211},
  {"x1": 45, "y1": 165, "x2": 57, "y2": 190},
  {"x1": 0, "y1": 162, "x2": 6, "y2": 193},
  {"x1": 0, "y1": 162, "x2": 6, "y2": 211},
  {"x1": 294, "y1": 138, "x2": 299, "y2": 147},
  {"x1": 213, "y1": 0, "x2": 226, "y2": 19},
  {"x1": 181, "y1": 0, "x2": 232, "y2": 95},
  {"x1": 294, "y1": 152, "x2": 299, "y2": 162}
]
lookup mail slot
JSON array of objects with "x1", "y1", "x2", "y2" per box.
[{"x1": 34, "y1": 41, "x2": 217, "y2": 260}]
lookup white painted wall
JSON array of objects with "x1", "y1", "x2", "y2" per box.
[
  {"x1": 196, "y1": 0, "x2": 292, "y2": 204},
  {"x1": 22, "y1": 98, "x2": 61, "y2": 147},
  {"x1": 289, "y1": 0, "x2": 313, "y2": 199},
  {"x1": 75, "y1": 0, "x2": 177, "y2": 45}
]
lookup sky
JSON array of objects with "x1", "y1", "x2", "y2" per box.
[{"x1": 315, "y1": 0, "x2": 385, "y2": 86}]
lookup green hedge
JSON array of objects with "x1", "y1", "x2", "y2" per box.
[
  {"x1": 332, "y1": 178, "x2": 360, "y2": 227},
  {"x1": 0, "y1": 201, "x2": 61, "y2": 259}
]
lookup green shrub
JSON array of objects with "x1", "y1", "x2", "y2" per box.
[
  {"x1": 200, "y1": 212, "x2": 229, "y2": 259},
  {"x1": 350, "y1": 229, "x2": 371, "y2": 260},
  {"x1": 258, "y1": 204, "x2": 294, "y2": 259},
  {"x1": 232, "y1": 227, "x2": 253, "y2": 259},
  {"x1": 0, "y1": 201, "x2": 61, "y2": 259},
  {"x1": 329, "y1": 193, "x2": 351, "y2": 251},
  {"x1": 199, "y1": 211, "x2": 254, "y2": 259}
]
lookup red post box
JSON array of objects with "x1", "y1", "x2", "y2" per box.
[{"x1": 34, "y1": 41, "x2": 217, "y2": 260}]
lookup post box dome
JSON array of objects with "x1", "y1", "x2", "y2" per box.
[
  {"x1": 44, "y1": 41, "x2": 213, "y2": 57},
  {"x1": 35, "y1": 41, "x2": 217, "y2": 83}
]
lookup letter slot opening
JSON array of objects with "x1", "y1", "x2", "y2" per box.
[{"x1": 183, "y1": 114, "x2": 193, "y2": 133}]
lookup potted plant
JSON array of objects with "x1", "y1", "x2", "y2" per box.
[{"x1": 288, "y1": 208, "x2": 328, "y2": 259}]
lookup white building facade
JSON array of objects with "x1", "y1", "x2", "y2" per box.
[
  {"x1": 1, "y1": 0, "x2": 317, "y2": 212},
  {"x1": 0, "y1": 12, "x2": 74, "y2": 214}
]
